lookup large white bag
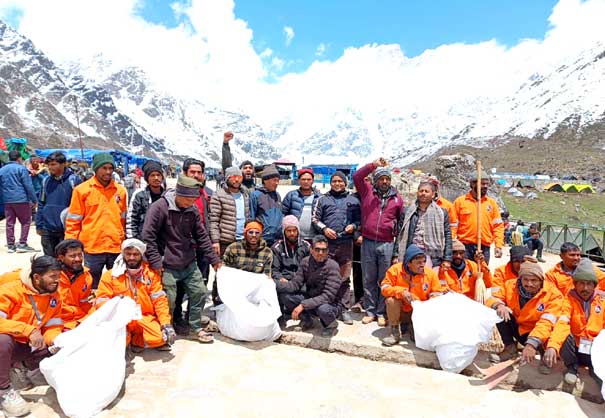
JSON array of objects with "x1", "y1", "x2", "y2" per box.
[
  {"x1": 591, "y1": 330, "x2": 605, "y2": 398},
  {"x1": 40, "y1": 296, "x2": 137, "y2": 418},
  {"x1": 412, "y1": 292, "x2": 502, "y2": 373},
  {"x1": 215, "y1": 266, "x2": 282, "y2": 342}
]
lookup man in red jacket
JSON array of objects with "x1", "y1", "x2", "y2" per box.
[{"x1": 353, "y1": 158, "x2": 404, "y2": 327}]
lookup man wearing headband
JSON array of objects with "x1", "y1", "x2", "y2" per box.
[
  {"x1": 143, "y1": 175, "x2": 222, "y2": 344},
  {"x1": 96, "y1": 239, "x2": 175, "y2": 351},
  {"x1": 223, "y1": 221, "x2": 273, "y2": 277}
]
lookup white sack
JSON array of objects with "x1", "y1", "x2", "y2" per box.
[
  {"x1": 591, "y1": 330, "x2": 605, "y2": 399},
  {"x1": 215, "y1": 266, "x2": 282, "y2": 342},
  {"x1": 40, "y1": 296, "x2": 137, "y2": 418},
  {"x1": 412, "y1": 292, "x2": 502, "y2": 373}
]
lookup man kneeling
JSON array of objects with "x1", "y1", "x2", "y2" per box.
[
  {"x1": 95, "y1": 239, "x2": 175, "y2": 352},
  {"x1": 276, "y1": 235, "x2": 341, "y2": 337}
]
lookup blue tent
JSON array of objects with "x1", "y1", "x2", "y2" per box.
[{"x1": 35, "y1": 148, "x2": 158, "y2": 174}]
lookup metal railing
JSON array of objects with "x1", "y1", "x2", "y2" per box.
[{"x1": 540, "y1": 222, "x2": 605, "y2": 262}]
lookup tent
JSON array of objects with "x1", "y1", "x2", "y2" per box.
[
  {"x1": 496, "y1": 179, "x2": 510, "y2": 187},
  {"x1": 561, "y1": 184, "x2": 595, "y2": 193},
  {"x1": 507, "y1": 187, "x2": 520, "y2": 194},
  {"x1": 516, "y1": 179, "x2": 536, "y2": 189},
  {"x1": 544, "y1": 182, "x2": 564, "y2": 192}
]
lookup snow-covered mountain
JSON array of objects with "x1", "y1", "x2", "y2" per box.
[{"x1": 1, "y1": 18, "x2": 604, "y2": 167}]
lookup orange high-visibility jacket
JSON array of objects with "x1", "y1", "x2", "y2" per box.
[
  {"x1": 95, "y1": 263, "x2": 171, "y2": 326},
  {"x1": 453, "y1": 193, "x2": 504, "y2": 248},
  {"x1": 59, "y1": 268, "x2": 93, "y2": 328},
  {"x1": 486, "y1": 279, "x2": 564, "y2": 345},
  {"x1": 436, "y1": 196, "x2": 458, "y2": 239},
  {"x1": 0, "y1": 272, "x2": 63, "y2": 345},
  {"x1": 545, "y1": 262, "x2": 605, "y2": 296},
  {"x1": 559, "y1": 291, "x2": 605, "y2": 348},
  {"x1": 381, "y1": 263, "x2": 446, "y2": 312},
  {"x1": 492, "y1": 262, "x2": 519, "y2": 295},
  {"x1": 0, "y1": 269, "x2": 22, "y2": 286},
  {"x1": 439, "y1": 259, "x2": 492, "y2": 299},
  {"x1": 64, "y1": 177, "x2": 127, "y2": 254}
]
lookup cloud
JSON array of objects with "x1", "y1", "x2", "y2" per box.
[
  {"x1": 259, "y1": 47, "x2": 273, "y2": 58},
  {"x1": 315, "y1": 43, "x2": 326, "y2": 57},
  {"x1": 283, "y1": 25, "x2": 294, "y2": 46}
]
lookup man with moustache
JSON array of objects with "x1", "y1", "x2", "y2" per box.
[
  {"x1": 222, "y1": 131, "x2": 256, "y2": 193},
  {"x1": 126, "y1": 160, "x2": 165, "y2": 240}
]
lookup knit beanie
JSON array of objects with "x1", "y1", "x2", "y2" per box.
[
  {"x1": 225, "y1": 166, "x2": 242, "y2": 179},
  {"x1": 261, "y1": 165, "x2": 280, "y2": 181},
  {"x1": 175, "y1": 175, "x2": 201, "y2": 197},
  {"x1": 297, "y1": 168, "x2": 314, "y2": 178},
  {"x1": 143, "y1": 160, "x2": 163, "y2": 182},
  {"x1": 573, "y1": 258, "x2": 597, "y2": 283},
  {"x1": 452, "y1": 240, "x2": 465, "y2": 252},
  {"x1": 244, "y1": 221, "x2": 263, "y2": 235},
  {"x1": 330, "y1": 171, "x2": 348, "y2": 186},
  {"x1": 518, "y1": 258, "x2": 544, "y2": 281},
  {"x1": 468, "y1": 170, "x2": 491, "y2": 182},
  {"x1": 92, "y1": 152, "x2": 114, "y2": 172},
  {"x1": 373, "y1": 167, "x2": 391, "y2": 184},
  {"x1": 282, "y1": 215, "x2": 299, "y2": 231},
  {"x1": 509, "y1": 246, "x2": 529, "y2": 262}
]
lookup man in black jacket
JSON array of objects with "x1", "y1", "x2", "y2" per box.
[
  {"x1": 126, "y1": 161, "x2": 165, "y2": 240},
  {"x1": 276, "y1": 235, "x2": 342, "y2": 337},
  {"x1": 142, "y1": 175, "x2": 221, "y2": 343},
  {"x1": 221, "y1": 131, "x2": 256, "y2": 193}
]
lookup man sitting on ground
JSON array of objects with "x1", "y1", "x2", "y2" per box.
[
  {"x1": 55, "y1": 239, "x2": 93, "y2": 330},
  {"x1": 276, "y1": 235, "x2": 342, "y2": 337},
  {"x1": 439, "y1": 239, "x2": 492, "y2": 299},
  {"x1": 380, "y1": 244, "x2": 447, "y2": 346},
  {"x1": 223, "y1": 221, "x2": 273, "y2": 276},
  {"x1": 0, "y1": 256, "x2": 63, "y2": 417},
  {"x1": 492, "y1": 246, "x2": 530, "y2": 295},
  {"x1": 523, "y1": 223, "x2": 545, "y2": 263},
  {"x1": 545, "y1": 242, "x2": 605, "y2": 295},
  {"x1": 95, "y1": 239, "x2": 175, "y2": 352},
  {"x1": 486, "y1": 259, "x2": 564, "y2": 374}
]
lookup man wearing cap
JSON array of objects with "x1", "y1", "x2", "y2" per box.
[
  {"x1": 439, "y1": 239, "x2": 491, "y2": 299},
  {"x1": 353, "y1": 158, "x2": 404, "y2": 327},
  {"x1": 142, "y1": 175, "x2": 222, "y2": 343},
  {"x1": 486, "y1": 258, "x2": 565, "y2": 373},
  {"x1": 492, "y1": 246, "x2": 530, "y2": 294},
  {"x1": 380, "y1": 244, "x2": 447, "y2": 346},
  {"x1": 312, "y1": 171, "x2": 361, "y2": 325},
  {"x1": 453, "y1": 170, "x2": 504, "y2": 264},
  {"x1": 551, "y1": 258, "x2": 605, "y2": 385},
  {"x1": 126, "y1": 160, "x2": 165, "y2": 240},
  {"x1": 282, "y1": 168, "x2": 321, "y2": 241},
  {"x1": 95, "y1": 239, "x2": 175, "y2": 351},
  {"x1": 545, "y1": 242, "x2": 605, "y2": 296},
  {"x1": 223, "y1": 221, "x2": 273, "y2": 276},
  {"x1": 55, "y1": 239, "x2": 93, "y2": 330},
  {"x1": 428, "y1": 176, "x2": 458, "y2": 239},
  {"x1": 250, "y1": 165, "x2": 283, "y2": 247},
  {"x1": 222, "y1": 131, "x2": 256, "y2": 192},
  {"x1": 272, "y1": 216, "x2": 311, "y2": 313},
  {"x1": 65, "y1": 152, "x2": 127, "y2": 288},
  {"x1": 209, "y1": 166, "x2": 250, "y2": 258},
  {"x1": 523, "y1": 223, "x2": 545, "y2": 263}
]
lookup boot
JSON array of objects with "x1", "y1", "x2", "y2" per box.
[{"x1": 382, "y1": 325, "x2": 401, "y2": 347}]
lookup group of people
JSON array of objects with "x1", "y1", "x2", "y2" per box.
[{"x1": 0, "y1": 133, "x2": 604, "y2": 416}]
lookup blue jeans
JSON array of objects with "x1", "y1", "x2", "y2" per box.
[
  {"x1": 361, "y1": 239, "x2": 394, "y2": 318},
  {"x1": 84, "y1": 252, "x2": 119, "y2": 289},
  {"x1": 463, "y1": 243, "x2": 490, "y2": 265},
  {"x1": 162, "y1": 262, "x2": 208, "y2": 333}
]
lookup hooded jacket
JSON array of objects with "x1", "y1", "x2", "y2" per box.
[
  {"x1": 35, "y1": 168, "x2": 81, "y2": 233},
  {"x1": 59, "y1": 267, "x2": 93, "y2": 330},
  {"x1": 249, "y1": 186, "x2": 283, "y2": 244},
  {"x1": 353, "y1": 162, "x2": 404, "y2": 242},
  {"x1": 0, "y1": 269, "x2": 63, "y2": 345},
  {"x1": 271, "y1": 236, "x2": 311, "y2": 281},
  {"x1": 126, "y1": 185, "x2": 166, "y2": 240},
  {"x1": 0, "y1": 161, "x2": 38, "y2": 204},
  {"x1": 142, "y1": 189, "x2": 220, "y2": 271}
]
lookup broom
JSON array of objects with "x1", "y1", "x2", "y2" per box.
[{"x1": 474, "y1": 160, "x2": 487, "y2": 304}]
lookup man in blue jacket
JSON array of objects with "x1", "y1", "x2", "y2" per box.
[
  {"x1": 523, "y1": 223, "x2": 545, "y2": 263},
  {"x1": 282, "y1": 168, "x2": 321, "y2": 241},
  {"x1": 250, "y1": 165, "x2": 283, "y2": 247},
  {"x1": 0, "y1": 151, "x2": 38, "y2": 253},
  {"x1": 35, "y1": 152, "x2": 81, "y2": 256}
]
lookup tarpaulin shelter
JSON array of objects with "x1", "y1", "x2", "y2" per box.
[
  {"x1": 35, "y1": 148, "x2": 158, "y2": 175},
  {"x1": 516, "y1": 178, "x2": 536, "y2": 189}
]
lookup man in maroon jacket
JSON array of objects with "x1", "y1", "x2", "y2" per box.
[{"x1": 352, "y1": 158, "x2": 404, "y2": 327}]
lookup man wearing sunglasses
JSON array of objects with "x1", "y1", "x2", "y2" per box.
[{"x1": 223, "y1": 221, "x2": 273, "y2": 277}]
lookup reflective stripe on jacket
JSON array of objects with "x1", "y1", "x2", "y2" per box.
[
  {"x1": 453, "y1": 193, "x2": 503, "y2": 248},
  {"x1": 381, "y1": 263, "x2": 446, "y2": 313}
]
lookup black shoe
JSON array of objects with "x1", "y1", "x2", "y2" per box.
[
  {"x1": 300, "y1": 314, "x2": 314, "y2": 331},
  {"x1": 341, "y1": 311, "x2": 354, "y2": 325},
  {"x1": 321, "y1": 320, "x2": 338, "y2": 337}
]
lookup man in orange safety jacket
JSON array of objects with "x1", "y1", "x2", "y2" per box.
[
  {"x1": 491, "y1": 246, "x2": 530, "y2": 294},
  {"x1": 545, "y1": 242, "x2": 605, "y2": 296},
  {"x1": 95, "y1": 238, "x2": 175, "y2": 352},
  {"x1": 439, "y1": 239, "x2": 491, "y2": 299}
]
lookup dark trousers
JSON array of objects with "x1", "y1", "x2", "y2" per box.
[
  {"x1": 4, "y1": 202, "x2": 32, "y2": 246},
  {"x1": 527, "y1": 239, "x2": 544, "y2": 258},
  {"x1": 496, "y1": 316, "x2": 528, "y2": 346},
  {"x1": 463, "y1": 243, "x2": 491, "y2": 265},
  {"x1": 328, "y1": 240, "x2": 353, "y2": 310},
  {"x1": 0, "y1": 334, "x2": 50, "y2": 389},
  {"x1": 352, "y1": 242, "x2": 363, "y2": 304},
  {"x1": 84, "y1": 252, "x2": 119, "y2": 289},
  {"x1": 40, "y1": 231, "x2": 64, "y2": 257},
  {"x1": 282, "y1": 293, "x2": 340, "y2": 328},
  {"x1": 559, "y1": 334, "x2": 595, "y2": 373},
  {"x1": 196, "y1": 248, "x2": 211, "y2": 285},
  {"x1": 211, "y1": 242, "x2": 233, "y2": 306}
]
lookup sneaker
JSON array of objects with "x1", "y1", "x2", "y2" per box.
[
  {"x1": 361, "y1": 315, "x2": 376, "y2": 325},
  {"x1": 341, "y1": 311, "x2": 354, "y2": 325},
  {"x1": 321, "y1": 320, "x2": 338, "y2": 337},
  {"x1": 299, "y1": 315, "x2": 314, "y2": 331},
  {"x1": 16, "y1": 244, "x2": 37, "y2": 253},
  {"x1": 7, "y1": 245, "x2": 16, "y2": 254},
  {"x1": 381, "y1": 326, "x2": 401, "y2": 347},
  {"x1": 0, "y1": 387, "x2": 30, "y2": 417},
  {"x1": 564, "y1": 371, "x2": 578, "y2": 385},
  {"x1": 377, "y1": 316, "x2": 387, "y2": 327}
]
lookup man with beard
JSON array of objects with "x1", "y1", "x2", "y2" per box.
[
  {"x1": 545, "y1": 242, "x2": 605, "y2": 296},
  {"x1": 55, "y1": 239, "x2": 93, "y2": 330},
  {"x1": 492, "y1": 246, "x2": 530, "y2": 294},
  {"x1": 223, "y1": 221, "x2": 273, "y2": 276},
  {"x1": 35, "y1": 151, "x2": 81, "y2": 256},
  {"x1": 439, "y1": 240, "x2": 491, "y2": 299},
  {"x1": 453, "y1": 170, "x2": 504, "y2": 264},
  {"x1": 0, "y1": 256, "x2": 63, "y2": 417},
  {"x1": 282, "y1": 168, "x2": 321, "y2": 241},
  {"x1": 250, "y1": 165, "x2": 283, "y2": 247},
  {"x1": 222, "y1": 131, "x2": 256, "y2": 193},
  {"x1": 65, "y1": 152, "x2": 127, "y2": 288},
  {"x1": 96, "y1": 239, "x2": 175, "y2": 352},
  {"x1": 126, "y1": 160, "x2": 165, "y2": 240}
]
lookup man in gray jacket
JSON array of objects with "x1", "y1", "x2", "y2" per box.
[{"x1": 142, "y1": 175, "x2": 222, "y2": 343}]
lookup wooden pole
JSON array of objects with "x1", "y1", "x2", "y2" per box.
[{"x1": 475, "y1": 160, "x2": 487, "y2": 303}]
